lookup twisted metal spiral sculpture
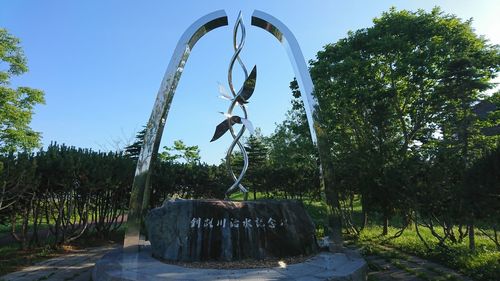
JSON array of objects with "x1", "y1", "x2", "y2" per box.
[{"x1": 210, "y1": 12, "x2": 257, "y2": 200}]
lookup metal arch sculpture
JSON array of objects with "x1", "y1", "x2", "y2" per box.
[
  {"x1": 123, "y1": 10, "x2": 228, "y2": 250},
  {"x1": 251, "y1": 10, "x2": 343, "y2": 246},
  {"x1": 251, "y1": 10, "x2": 318, "y2": 144},
  {"x1": 123, "y1": 9, "x2": 342, "y2": 251}
]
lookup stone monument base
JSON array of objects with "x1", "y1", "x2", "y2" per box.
[
  {"x1": 92, "y1": 245, "x2": 367, "y2": 281},
  {"x1": 145, "y1": 199, "x2": 318, "y2": 261}
]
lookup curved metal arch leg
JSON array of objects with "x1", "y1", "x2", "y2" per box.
[
  {"x1": 123, "y1": 10, "x2": 228, "y2": 251},
  {"x1": 251, "y1": 10, "x2": 343, "y2": 249}
]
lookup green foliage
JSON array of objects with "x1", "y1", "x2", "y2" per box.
[
  {"x1": 0, "y1": 144, "x2": 135, "y2": 246},
  {"x1": 465, "y1": 145, "x2": 500, "y2": 224},
  {"x1": 124, "y1": 126, "x2": 146, "y2": 160},
  {"x1": 1, "y1": 8, "x2": 499, "y2": 278},
  {"x1": 158, "y1": 140, "x2": 201, "y2": 165},
  {"x1": 268, "y1": 80, "x2": 317, "y2": 170},
  {"x1": 302, "y1": 199, "x2": 330, "y2": 237},
  {"x1": 243, "y1": 130, "x2": 269, "y2": 199},
  {"x1": 0, "y1": 28, "x2": 45, "y2": 153},
  {"x1": 357, "y1": 225, "x2": 500, "y2": 281},
  {"x1": 308, "y1": 6, "x2": 499, "y2": 236},
  {"x1": 264, "y1": 80, "x2": 321, "y2": 199},
  {"x1": 150, "y1": 161, "x2": 228, "y2": 205}
]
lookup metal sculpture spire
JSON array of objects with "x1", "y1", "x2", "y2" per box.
[
  {"x1": 211, "y1": 12, "x2": 257, "y2": 200},
  {"x1": 124, "y1": 8, "x2": 341, "y2": 252}
]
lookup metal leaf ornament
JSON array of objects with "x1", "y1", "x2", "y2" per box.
[
  {"x1": 210, "y1": 66, "x2": 257, "y2": 142},
  {"x1": 211, "y1": 11, "x2": 257, "y2": 200},
  {"x1": 211, "y1": 115, "x2": 241, "y2": 142},
  {"x1": 218, "y1": 82, "x2": 232, "y2": 101},
  {"x1": 235, "y1": 66, "x2": 257, "y2": 104}
]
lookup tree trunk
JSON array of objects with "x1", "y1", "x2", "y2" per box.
[
  {"x1": 495, "y1": 226, "x2": 500, "y2": 251},
  {"x1": 468, "y1": 219, "x2": 475, "y2": 251},
  {"x1": 382, "y1": 215, "x2": 389, "y2": 235},
  {"x1": 414, "y1": 212, "x2": 430, "y2": 250},
  {"x1": 361, "y1": 210, "x2": 368, "y2": 230},
  {"x1": 30, "y1": 199, "x2": 40, "y2": 247},
  {"x1": 494, "y1": 226, "x2": 500, "y2": 251},
  {"x1": 21, "y1": 206, "x2": 29, "y2": 250}
]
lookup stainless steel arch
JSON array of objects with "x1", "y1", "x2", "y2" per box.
[
  {"x1": 251, "y1": 10, "x2": 343, "y2": 247},
  {"x1": 123, "y1": 10, "x2": 228, "y2": 250},
  {"x1": 251, "y1": 10, "x2": 318, "y2": 144}
]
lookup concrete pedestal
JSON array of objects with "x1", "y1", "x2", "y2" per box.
[{"x1": 92, "y1": 245, "x2": 367, "y2": 281}]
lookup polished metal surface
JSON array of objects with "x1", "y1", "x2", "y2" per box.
[
  {"x1": 123, "y1": 9, "x2": 342, "y2": 252},
  {"x1": 123, "y1": 10, "x2": 228, "y2": 251},
  {"x1": 251, "y1": 10, "x2": 343, "y2": 246},
  {"x1": 212, "y1": 12, "x2": 257, "y2": 200},
  {"x1": 225, "y1": 12, "x2": 249, "y2": 200},
  {"x1": 251, "y1": 11, "x2": 317, "y2": 144}
]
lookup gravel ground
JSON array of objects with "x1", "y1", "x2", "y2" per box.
[{"x1": 164, "y1": 254, "x2": 314, "y2": 269}]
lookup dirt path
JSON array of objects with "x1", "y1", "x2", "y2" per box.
[
  {"x1": 363, "y1": 245, "x2": 473, "y2": 281},
  {"x1": 0, "y1": 245, "x2": 118, "y2": 281}
]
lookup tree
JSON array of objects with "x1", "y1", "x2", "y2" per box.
[
  {"x1": 0, "y1": 28, "x2": 45, "y2": 153},
  {"x1": 268, "y1": 80, "x2": 317, "y2": 172},
  {"x1": 309, "y1": 7, "x2": 499, "y2": 238},
  {"x1": 243, "y1": 129, "x2": 269, "y2": 200},
  {"x1": 267, "y1": 80, "x2": 320, "y2": 199},
  {"x1": 124, "y1": 126, "x2": 146, "y2": 160},
  {"x1": 465, "y1": 144, "x2": 500, "y2": 250},
  {"x1": 158, "y1": 140, "x2": 201, "y2": 165},
  {"x1": 1, "y1": 143, "x2": 136, "y2": 248},
  {"x1": 0, "y1": 28, "x2": 44, "y2": 218}
]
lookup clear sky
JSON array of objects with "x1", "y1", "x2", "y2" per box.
[{"x1": 1, "y1": 0, "x2": 499, "y2": 164}]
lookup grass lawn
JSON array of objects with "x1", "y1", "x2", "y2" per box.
[
  {"x1": 233, "y1": 193, "x2": 500, "y2": 281},
  {"x1": 353, "y1": 225, "x2": 500, "y2": 281}
]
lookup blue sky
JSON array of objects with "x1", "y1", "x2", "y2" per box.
[{"x1": 1, "y1": 0, "x2": 499, "y2": 164}]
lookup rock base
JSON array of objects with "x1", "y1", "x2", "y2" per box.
[{"x1": 145, "y1": 199, "x2": 318, "y2": 261}]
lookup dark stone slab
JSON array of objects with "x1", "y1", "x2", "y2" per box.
[{"x1": 145, "y1": 199, "x2": 318, "y2": 262}]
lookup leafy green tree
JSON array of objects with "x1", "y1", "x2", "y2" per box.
[
  {"x1": 267, "y1": 80, "x2": 320, "y2": 200},
  {"x1": 33, "y1": 144, "x2": 134, "y2": 245},
  {"x1": 150, "y1": 161, "x2": 228, "y2": 204},
  {"x1": 309, "y1": 7, "x2": 499, "y2": 238},
  {"x1": 465, "y1": 144, "x2": 500, "y2": 250},
  {"x1": 268, "y1": 80, "x2": 317, "y2": 171},
  {"x1": 0, "y1": 152, "x2": 38, "y2": 248},
  {"x1": 0, "y1": 28, "x2": 45, "y2": 153},
  {"x1": 243, "y1": 129, "x2": 269, "y2": 200},
  {"x1": 158, "y1": 140, "x2": 201, "y2": 165},
  {"x1": 0, "y1": 28, "x2": 44, "y2": 218}
]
